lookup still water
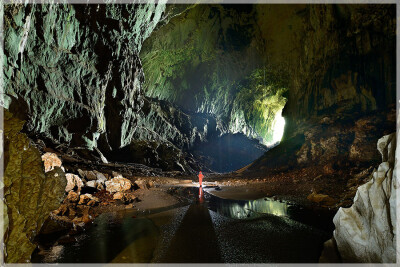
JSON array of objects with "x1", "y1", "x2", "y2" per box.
[{"x1": 32, "y1": 187, "x2": 333, "y2": 263}]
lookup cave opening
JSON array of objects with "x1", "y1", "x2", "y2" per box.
[{"x1": 138, "y1": 4, "x2": 290, "y2": 172}]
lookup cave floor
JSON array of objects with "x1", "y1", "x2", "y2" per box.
[{"x1": 32, "y1": 184, "x2": 334, "y2": 263}]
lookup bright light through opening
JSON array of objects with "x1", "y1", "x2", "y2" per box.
[{"x1": 272, "y1": 109, "x2": 285, "y2": 143}]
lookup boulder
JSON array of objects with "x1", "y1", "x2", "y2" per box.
[
  {"x1": 105, "y1": 177, "x2": 132, "y2": 193},
  {"x1": 307, "y1": 192, "x2": 336, "y2": 206},
  {"x1": 77, "y1": 169, "x2": 98, "y2": 181},
  {"x1": 78, "y1": 194, "x2": 91, "y2": 205},
  {"x1": 77, "y1": 169, "x2": 86, "y2": 179},
  {"x1": 332, "y1": 133, "x2": 396, "y2": 262},
  {"x1": 86, "y1": 180, "x2": 97, "y2": 188},
  {"x1": 66, "y1": 191, "x2": 79, "y2": 203},
  {"x1": 3, "y1": 111, "x2": 67, "y2": 263},
  {"x1": 112, "y1": 171, "x2": 122, "y2": 178},
  {"x1": 134, "y1": 179, "x2": 148, "y2": 189},
  {"x1": 41, "y1": 152, "x2": 63, "y2": 173},
  {"x1": 65, "y1": 173, "x2": 84, "y2": 193},
  {"x1": 78, "y1": 194, "x2": 99, "y2": 205},
  {"x1": 94, "y1": 171, "x2": 107, "y2": 183},
  {"x1": 113, "y1": 192, "x2": 136, "y2": 203},
  {"x1": 85, "y1": 171, "x2": 98, "y2": 181},
  {"x1": 113, "y1": 192, "x2": 124, "y2": 200}
]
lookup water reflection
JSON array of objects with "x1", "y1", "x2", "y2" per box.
[
  {"x1": 32, "y1": 213, "x2": 159, "y2": 263},
  {"x1": 199, "y1": 187, "x2": 205, "y2": 204},
  {"x1": 207, "y1": 196, "x2": 289, "y2": 219}
]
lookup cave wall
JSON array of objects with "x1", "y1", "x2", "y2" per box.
[
  {"x1": 140, "y1": 5, "x2": 289, "y2": 144},
  {"x1": 240, "y1": 4, "x2": 396, "y2": 172},
  {"x1": 4, "y1": 3, "x2": 167, "y2": 151},
  {"x1": 2, "y1": 111, "x2": 67, "y2": 263},
  {"x1": 3, "y1": 3, "x2": 250, "y2": 172},
  {"x1": 140, "y1": 4, "x2": 395, "y2": 146},
  {"x1": 253, "y1": 4, "x2": 396, "y2": 136},
  {"x1": 3, "y1": 3, "x2": 396, "y2": 172}
]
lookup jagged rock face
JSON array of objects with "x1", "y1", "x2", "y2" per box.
[
  {"x1": 248, "y1": 110, "x2": 395, "y2": 173},
  {"x1": 2, "y1": 111, "x2": 67, "y2": 263},
  {"x1": 4, "y1": 3, "x2": 166, "y2": 150},
  {"x1": 332, "y1": 133, "x2": 396, "y2": 262},
  {"x1": 254, "y1": 5, "x2": 396, "y2": 136},
  {"x1": 240, "y1": 4, "x2": 396, "y2": 173},
  {"x1": 4, "y1": 3, "x2": 262, "y2": 172},
  {"x1": 140, "y1": 4, "x2": 395, "y2": 145},
  {"x1": 140, "y1": 5, "x2": 288, "y2": 144},
  {"x1": 3, "y1": 4, "x2": 395, "y2": 173}
]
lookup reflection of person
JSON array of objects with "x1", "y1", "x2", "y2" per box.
[
  {"x1": 199, "y1": 186, "x2": 204, "y2": 203},
  {"x1": 198, "y1": 171, "x2": 204, "y2": 187}
]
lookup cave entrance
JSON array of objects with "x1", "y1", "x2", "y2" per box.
[
  {"x1": 271, "y1": 108, "x2": 285, "y2": 145},
  {"x1": 189, "y1": 133, "x2": 268, "y2": 173}
]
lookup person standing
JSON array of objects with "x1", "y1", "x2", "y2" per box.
[{"x1": 198, "y1": 171, "x2": 204, "y2": 187}]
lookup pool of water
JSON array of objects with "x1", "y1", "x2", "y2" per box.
[
  {"x1": 205, "y1": 190, "x2": 335, "y2": 232},
  {"x1": 32, "y1": 187, "x2": 334, "y2": 263}
]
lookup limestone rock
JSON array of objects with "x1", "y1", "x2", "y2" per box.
[
  {"x1": 112, "y1": 171, "x2": 122, "y2": 178},
  {"x1": 105, "y1": 177, "x2": 132, "y2": 193},
  {"x1": 94, "y1": 171, "x2": 107, "y2": 183},
  {"x1": 307, "y1": 192, "x2": 336, "y2": 206},
  {"x1": 65, "y1": 173, "x2": 84, "y2": 193},
  {"x1": 78, "y1": 195, "x2": 91, "y2": 205},
  {"x1": 113, "y1": 192, "x2": 124, "y2": 200},
  {"x1": 78, "y1": 194, "x2": 99, "y2": 205},
  {"x1": 134, "y1": 179, "x2": 149, "y2": 190},
  {"x1": 66, "y1": 191, "x2": 79, "y2": 203},
  {"x1": 2, "y1": 111, "x2": 66, "y2": 263},
  {"x1": 333, "y1": 133, "x2": 396, "y2": 262},
  {"x1": 85, "y1": 171, "x2": 98, "y2": 181},
  {"x1": 113, "y1": 192, "x2": 136, "y2": 204},
  {"x1": 86, "y1": 180, "x2": 97, "y2": 189},
  {"x1": 54, "y1": 204, "x2": 69, "y2": 216},
  {"x1": 87, "y1": 200, "x2": 98, "y2": 207},
  {"x1": 41, "y1": 152, "x2": 63, "y2": 173}
]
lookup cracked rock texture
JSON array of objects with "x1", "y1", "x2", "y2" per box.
[
  {"x1": 4, "y1": 3, "x2": 167, "y2": 152},
  {"x1": 2, "y1": 111, "x2": 67, "y2": 263},
  {"x1": 141, "y1": 5, "x2": 288, "y2": 144},
  {"x1": 5, "y1": 4, "x2": 395, "y2": 172},
  {"x1": 332, "y1": 133, "x2": 397, "y2": 262}
]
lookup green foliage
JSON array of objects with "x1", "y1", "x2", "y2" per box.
[{"x1": 233, "y1": 68, "x2": 288, "y2": 142}]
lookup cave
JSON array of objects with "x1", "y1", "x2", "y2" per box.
[{"x1": 1, "y1": 2, "x2": 397, "y2": 264}]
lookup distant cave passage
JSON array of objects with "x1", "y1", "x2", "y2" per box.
[
  {"x1": 189, "y1": 133, "x2": 267, "y2": 173},
  {"x1": 189, "y1": 108, "x2": 286, "y2": 173}
]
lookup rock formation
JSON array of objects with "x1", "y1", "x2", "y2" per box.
[
  {"x1": 3, "y1": 3, "x2": 168, "y2": 161},
  {"x1": 5, "y1": 4, "x2": 394, "y2": 173},
  {"x1": 2, "y1": 111, "x2": 67, "y2": 262},
  {"x1": 140, "y1": 5, "x2": 289, "y2": 145},
  {"x1": 332, "y1": 133, "x2": 397, "y2": 263}
]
